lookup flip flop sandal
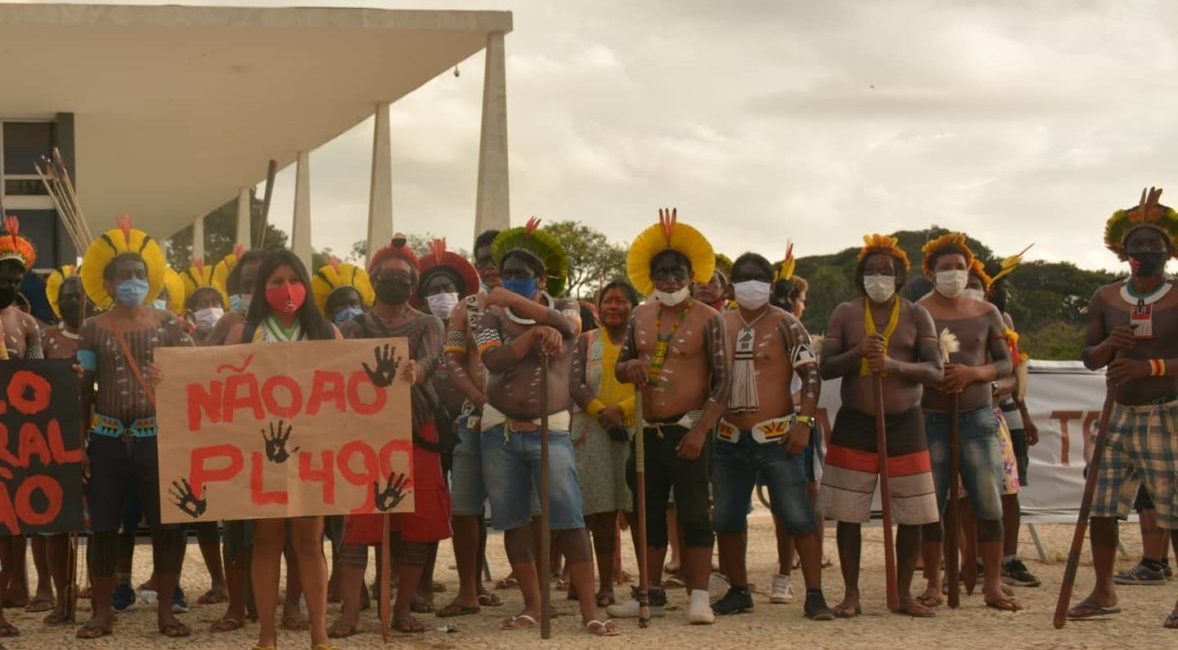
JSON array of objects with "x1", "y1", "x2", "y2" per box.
[
  {"x1": 892, "y1": 603, "x2": 936, "y2": 618},
  {"x1": 211, "y1": 616, "x2": 244, "y2": 633},
  {"x1": 436, "y1": 603, "x2": 480, "y2": 618},
  {"x1": 494, "y1": 577, "x2": 519, "y2": 590},
  {"x1": 832, "y1": 604, "x2": 862, "y2": 618},
  {"x1": 985, "y1": 597, "x2": 1022, "y2": 612},
  {"x1": 1068, "y1": 603, "x2": 1120, "y2": 619},
  {"x1": 24, "y1": 596, "x2": 54, "y2": 613},
  {"x1": 916, "y1": 593, "x2": 943, "y2": 609},
  {"x1": 282, "y1": 615, "x2": 311, "y2": 631},
  {"x1": 501, "y1": 614, "x2": 537, "y2": 630},
  {"x1": 478, "y1": 592, "x2": 503, "y2": 607},
  {"x1": 586, "y1": 619, "x2": 620, "y2": 636},
  {"x1": 328, "y1": 621, "x2": 360, "y2": 638},
  {"x1": 76, "y1": 622, "x2": 111, "y2": 639},
  {"x1": 160, "y1": 622, "x2": 192, "y2": 638},
  {"x1": 198, "y1": 588, "x2": 228, "y2": 605}
]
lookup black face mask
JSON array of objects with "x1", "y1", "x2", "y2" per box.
[
  {"x1": 59, "y1": 297, "x2": 84, "y2": 328},
  {"x1": 0, "y1": 286, "x2": 16, "y2": 310},
  {"x1": 1130, "y1": 251, "x2": 1167, "y2": 277},
  {"x1": 375, "y1": 278, "x2": 413, "y2": 305}
]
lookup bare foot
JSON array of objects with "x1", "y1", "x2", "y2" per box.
[
  {"x1": 893, "y1": 595, "x2": 936, "y2": 618},
  {"x1": 831, "y1": 593, "x2": 862, "y2": 618},
  {"x1": 916, "y1": 587, "x2": 943, "y2": 609}
]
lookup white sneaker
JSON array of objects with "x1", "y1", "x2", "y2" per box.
[
  {"x1": 606, "y1": 598, "x2": 665, "y2": 619},
  {"x1": 688, "y1": 589, "x2": 715, "y2": 625},
  {"x1": 770, "y1": 574, "x2": 794, "y2": 604},
  {"x1": 708, "y1": 572, "x2": 731, "y2": 599}
]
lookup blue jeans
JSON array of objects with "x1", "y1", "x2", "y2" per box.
[
  {"x1": 450, "y1": 419, "x2": 487, "y2": 517},
  {"x1": 713, "y1": 433, "x2": 815, "y2": 536},
  {"x1": 925, "y1": 406, "x2": 1004, "y2": 522},
  {"x1": 481, "y1": 425, "x2": 585, "y2": 532}
]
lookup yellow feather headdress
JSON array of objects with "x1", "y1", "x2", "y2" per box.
[
  {"x1": 181, "y1": 259, "x2": 229, "y2": 311},
  {"x1": 776, "y1": 242, "x2": 796, "y2": 283},
  {"x1": 987, "y1": 244, "x2": 1034, "y2": 288},
  {"x1": 161, "y1": 268, "x2": 187, "y2": 316},
  {"x1": 626, "y1": 208, "x2": 715, "y2": 296},
  {"x1": 312, "y1": 257, "x2": 375, "y2": 315},
  {"x1": 1104, "y1": 187, "x2": 1178, "y2": 259},
  {"x1": 45, "y1": 265, "x2": 78, "y2": 319},
  {"x1": 858, "y1": 234, "x2": 911, "y2": 271},
  {"x1": 921, "y1": 232, "x2": 975, "y2": 276},
  {"x1": 212, "y1": 244, "x2": 246, "y2": 298},
  {"x1": 81, "y1": 215, "x2": 167, "y2": 310}
]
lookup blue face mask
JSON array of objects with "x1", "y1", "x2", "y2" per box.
[
  {"x1": 116, "y1": 279, "x2": 150, "y2": 307},
  {"x1": 502, "y1": 277, "x2": 538, "y2": 299},
  {"x1": 151, "y1": 299, "x2": 168, "y2": 311},
  {"x1": 333, "y1": 306, "x2": 364, "y2": 325}
]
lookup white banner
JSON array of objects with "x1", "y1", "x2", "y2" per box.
[{"x1": 815, "y1": 360, "x2": 1105, "y2": 522}]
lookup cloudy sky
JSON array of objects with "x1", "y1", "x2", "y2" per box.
[{"x1": 21, "y1": 0, "x2": 1178, "y2": 271}]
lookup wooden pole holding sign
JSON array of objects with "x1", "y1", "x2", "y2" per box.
[
  {"x1": 873, "y1": 376, "x2": 899, "y2": 612},
  {"x1": 539, "y1": 356, "x2": 552, "y2": 640}
]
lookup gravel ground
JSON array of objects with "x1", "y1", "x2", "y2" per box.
[{"x1": 3, "y1": 509, "x2": 1176, "y2": 649}]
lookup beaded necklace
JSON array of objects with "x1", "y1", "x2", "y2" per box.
[{"x1": 647, "y1": 299, "x2": 692, "y2": 385}]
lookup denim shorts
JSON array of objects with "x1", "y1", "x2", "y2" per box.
[
  {"x1": 481, "y1": 425, "x2": 585, "y2": 532},
  {"x1": 924, "y1": 406, "x2": 1004, "y2": 522},
  {"x1": 713, "y1": 432, "x2": 815, "y2": 535},
  {"x1": 450, "y1": 419, "x2": 487, "y2": 517}
]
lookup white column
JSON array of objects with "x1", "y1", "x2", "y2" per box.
[
  {"x1": 474, "y1": 31, "x2": 510, "y2": 242},
  {"x1": 366, "y1": 102, "x2": 393, "y2": 265},
  {"x1": 192, "y1": 214, "x2": 205, "y2": 262},
  {"x1": 292, "y1": 152, "x2": 313, "y2": 271},
  {"x1": 235, "y1": 187, "x2": 252, "y2": 248}
]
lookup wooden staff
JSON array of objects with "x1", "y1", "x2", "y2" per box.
[
  {"x1": 945, "y1": 392, "x2": 961, "y2": 609},
  {"x1": 1053, "y1": 371, "x2": 1117, "y2": 629},
  {"x1": 635, "y1": 413, "x2": 651, "y2": 628},
  {"x1": 539, "y1": 356, "x2": 552, "y2": 639},
  {"x1": 65, "y1": 532, "x2": 78, "y2": 622},
  {"x1": 379, "y1": 513, "x2": 391, "y2": 643},
  {"x1": 257, "y1": 160, "x2": 278, "y2": 248},
  {"x1": 872, "y1": 375, "x2": 899, "y2": 612}
]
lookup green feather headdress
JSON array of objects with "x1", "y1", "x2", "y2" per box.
[
  {"x1": 491, "y1": 217, "x2": 569, "y2": 297},
  {"x1": 1104, "y1": 187, "x2": 1178, "y2": 259}
]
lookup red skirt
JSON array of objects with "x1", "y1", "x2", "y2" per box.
[{"x1": 343, "y1": 420, "x2": 452, "y2": 545}]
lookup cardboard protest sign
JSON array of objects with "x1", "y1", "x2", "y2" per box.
[
  {"x1": 0, "y1": 359, "x2": 83, "y2": 535},
  {"x1": 155, "y1": 339, "x2": 413, "y2": 524}
]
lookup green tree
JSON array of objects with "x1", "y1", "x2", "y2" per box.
[
  {"x1": 544, "y1": 220, "x2": 628, "y2": 299},
  {"x1": 166, "y1": 188, "x2": 289, "y2": 269}
]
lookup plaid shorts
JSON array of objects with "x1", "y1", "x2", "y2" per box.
[{"x1": 1090, "y1": 400, "x2": 1178, "y2": 529}]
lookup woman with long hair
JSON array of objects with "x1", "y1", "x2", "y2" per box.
[
  {"x1": 224, "y1": 250, "x2": 340, "y2": 650},
  {"x1": 570, "y1": 280, "x2": 640, "y2": 607}
]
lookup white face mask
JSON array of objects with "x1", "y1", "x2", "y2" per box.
[
  {"x1": 935, "y1": 270, "x2": 969, "y2": 299},
  {"x1": 732, "y1": 280, "x2": 771, "y2": 310},
  {"x1": 193, "y1": 307, "x2": 225, "y2": 331},
  {"x1": 863, "y1": 274, "x2": 896, "y2": 304},
  {"x1": 963, "y1": 288, "x2": 986, "y2": 302},
  {"x1": 427, "y1": 292, "x2": 460, "y2": 319},
  {"x1": 654, "y1": 286, "x2": 691, "y2": 307}
]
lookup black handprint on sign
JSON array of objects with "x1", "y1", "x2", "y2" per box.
[
  {"x1": 373, "y1": 472, "x2": 410, "y2": 512},
  {"x1": 362, "y1": 344, "x2": 402, "y2": 388},
  {"x1": 169, "y1": 478, "x2": 207, "y2": 518},
  {"x1": 262, "y1": 420, "x2": 300, "y2": 464}
]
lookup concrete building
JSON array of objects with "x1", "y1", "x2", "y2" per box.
[{"x1": 0, "y1": 3, "x2": 512, "y2": 270}]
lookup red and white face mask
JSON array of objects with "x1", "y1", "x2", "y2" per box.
[{"x1": 265, "y1": 283, "x2": 306, "y2": 314}]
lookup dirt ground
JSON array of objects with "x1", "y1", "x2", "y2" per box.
[{"x1": 3, "y1": 509, "x2": 1176, "y2": 649}]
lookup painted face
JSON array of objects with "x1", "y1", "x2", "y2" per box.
[
  {"x1": 423, "y1": 273, "x2": 459, "y2": 297},
  {"x1": 58, "y1": 278, "x2": 86, "y2": 327},
  {"x1": 373, "y1": 258, "x2": 415, "y2": 305},
  {"x1": 0, "y1": 259, "x2": 25, "y2": 292},
  {"x1": 474, "y1": 244, "x2": 500, "y2": 289},
  {"x1": 326, "y1": 286, "x2": 363, "y2": 318},
  {"x1": 1125, "y1": 228, "x2": 1170, "y2": 277},
  {"x1": 104, "y1": 256, "x2": 148, "y2": 303},
  {"x1": 599, "y1": 287, "x2": 633, "y2": 328},
  {"x1": 650, "y1": 251, "x2": 691, "y2": 294},
  {"x1": 500, "y1": 254, "x2": 540, "y2": 299}
]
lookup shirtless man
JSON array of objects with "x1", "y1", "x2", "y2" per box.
[
  {"x1": 473, "y1": 221, "x2": 617, "y2": 636},
  {"x1": 76, "y1": 225, "x2": 194, "y2": 639},
  {"x1": 711, "y1": 252, "x2": 833, "y2": 620},
  {"x1": 820, "y1": 235, "x2": 942, "y2": 618},
  {"x1": 0, "y1": 219, "x2": 44, "y2": 637},
  {"x1": 438, "y1": 229, "x2": 502, "y2": 617},
  {"x1": 608, "y1": 211, "x2": 729, "y2": 625},
  {"x1": 1071, "y1": 189, "x2": 1178, "y2": 629},
  {"x1": 41, "y1": 270, "x2": 90, "y2": 626},
  {"x1": 916, "y1": 233, "x2": 1017, "y2": 612}
]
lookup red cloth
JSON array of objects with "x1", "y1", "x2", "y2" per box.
[{"x1": 343, "y1": 420, "x2": 452, "y2": 545}]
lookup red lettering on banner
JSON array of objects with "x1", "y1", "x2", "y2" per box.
[
  {"x1": 1050, "y1": 410, "x2": 1082, "y2": 466},
  {"x1": 262, "y1": 375, "x2": 303, "y2": 419},
  {"x1": 378, "y1": 439, "x2": 413, "y2": 479},
  {"x1": 14, "y1": 475, "x2": 60, "y2": 526},
  {"x1": 307, "y1": 371, "x2": 347, "y2": 416},
  {"x1": 337, "y1": 441, "x2": 379, "y2": 513},
  {"x1": 187, "y1": 380, "x2": 222, "y2": 431},
  {"x1": 46, "y1": 420, "x2": 82, "y2": 464},
  {"x1": 17, "y1": 423, "x2": 51, "y2": 467},
  {"x1": 223, "y1": 374, "x2": 264, "y2": 423},
  {"x1": 189, "y1": 445, "x2": 244, "y2": 498},
  {"x1": 7, "y1": 370, "x2": 50, "y2": 415},
  {"x1": 250, "y1": 452, "x2": 288, "y2": 505},
  {"x1": 0, "y1": 424, "x2": 20, "y2": 467},
  {"x1": 298, "y1": 451, "x2": 336, "y2": 504},
  {"x1": 0, "y1": 483, "x2": 17, "y2": 534},
  {"x1": 347, "y1": 372, "x2": 386, "y2": 416}
]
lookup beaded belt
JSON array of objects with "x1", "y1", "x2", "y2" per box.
[{"x1": 89, "y1": 414, "x2": 158, "y2": 439}]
